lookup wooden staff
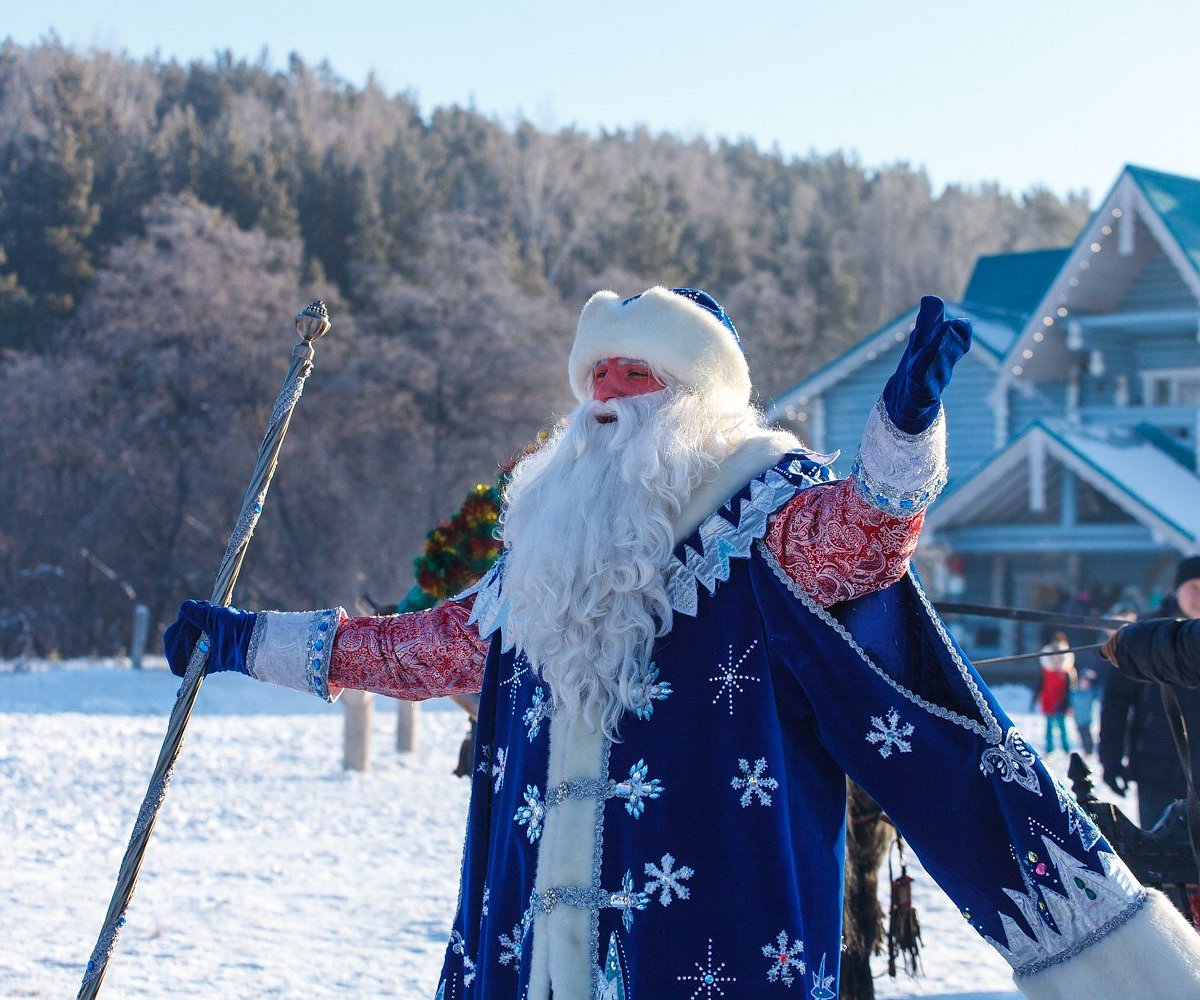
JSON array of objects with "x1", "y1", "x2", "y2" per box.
[{"x1": 78, "y1": 301, "x2": 332, "y2": 998}]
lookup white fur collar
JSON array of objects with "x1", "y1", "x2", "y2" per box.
[{"x1": 672, "y1": 428, "x2": 803, "y2": 545}]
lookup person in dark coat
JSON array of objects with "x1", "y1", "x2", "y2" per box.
[{"x1": 1099, "y1": 557, "x2": 1200, "y2": 828}]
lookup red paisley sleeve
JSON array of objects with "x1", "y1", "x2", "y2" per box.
[
  {"x1": 764, "y1": 479, "x2": 924, "y2": 608},
  {"x1": 328, "y1": 599, "x2": 488, "y2": 700}
]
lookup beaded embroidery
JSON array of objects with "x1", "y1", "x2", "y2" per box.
[
  {"x1": 709, "y1": 640, "x2": 761, "y2": 716},
  {"x1": 514, "y1": 785, "x2": 546, "y2": 843},
  {"x1": 731, "y1": 757, "x2": 779, "y2": 807},
  {"x1": 676, "y1": 939, "x2": 737, "y2": 998},
  {"x1": 866, "y1": 707, "x2": 915, "y2": 759},
  {"x1": 523, "y1": 685, "x2": 551, "y2": 740},
  {"x1": 762, "y1": 930, "x2": 806, "y2": 986},
  {"x1": 984, "y1": 835, "x2": 1145, "y2": 977},
  {"x1": 633, "y1": 663, "x2": 672, "y2": 721},
  {"x1": 643, "y1": 853, "x2": 695, "y2": 906}
]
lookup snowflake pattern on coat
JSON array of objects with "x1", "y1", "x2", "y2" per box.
[
  {"x1": 500, "y1": 653, "x2": 530, "y2": 708},
  {"x1": 676, "y1": 939, "x2": 737, "y2": 998},
  {"x1": 764, "y1": 481, "x2": 923, "y2": 609},
  {"x1": 490, "y1": 746, "x2": 508, "y2": 793},
  {"x1": 633, "y1": 663, "x2": 672, "y2": 721},
  {"x1": 522, "y1": 685, "x2": 551, "y2": 741},
  {"x1": 514, "y1": 784, "x2": 546, "y2": 843},
  {"x1": 614, "y1": 759, "x2": 664, "y2": 818},
  {"x1": 866, "y1": 707, "x2": 915, "y2": 758},
  {"x1": 498, "y1": 919, "x2": 526, "y2": 969},
  {"x1": 610, "y1": 870, "x2": 650, "y2": 931},
  {"x1": 731, "y1": 757, "x2": 779, "y2": 807},
  {"x1": 709, "y1": 640, "x2": 760, "y2": 716},
  {"x1": 330, "y1": 600, "x2": 486, "y2": 699},
  {"x1": 762, "y1": 930, "x2": 806, "y2": 987},
  {"x1": 643, "y1": 853, "x2": 695, "y2": 906}
]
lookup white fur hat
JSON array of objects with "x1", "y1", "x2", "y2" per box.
[{"x1": 568, "y1": 287, "x2": 751, "y2": 412}]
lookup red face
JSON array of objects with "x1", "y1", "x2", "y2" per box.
[{"x1": 591, "y1": 357, "x2": 666, "y2": 402}]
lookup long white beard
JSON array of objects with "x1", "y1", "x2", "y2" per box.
[{"x1": 500, "y1": 391, "x2": 746, "y2": 739}]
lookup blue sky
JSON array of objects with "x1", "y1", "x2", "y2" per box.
[{"x1": 8, "y1": 0, "x2": 1198, "y2": 203}]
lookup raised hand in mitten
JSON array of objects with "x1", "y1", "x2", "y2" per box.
[
  {"x1": 881, "y1": 295, "x2": 973, "y2": 434},
  {"x1": 164, "y1": 599, "x2": 258, "y2": 678}
]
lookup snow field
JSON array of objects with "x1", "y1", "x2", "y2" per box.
[{"x1": 3, "y1": 664, "x2": 1100, "y2": 998}]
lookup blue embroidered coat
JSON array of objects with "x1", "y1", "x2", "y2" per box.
[{"x1": 432, "y1": 455, "x2": 1144, "y2": 1000}]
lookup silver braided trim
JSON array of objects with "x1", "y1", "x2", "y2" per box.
[
  {"x1": 531, "y1": 885, "x2": 611, "y2": 915},
  {"x1": 529, "y1": 878, "x2": 649, "y2": 923},
  {"x1": 852, "y1": 398, "x2": 947, "y2": 514},
  {"x1": 905, "y1": 570, "x2": 1004, "y2": 744},
  {"x1": 756, "y1": 539, "x2": 1002, "y2": 743},
  {"x1": 1012, "y1": 890, "x2": 1148, "y2": 979},
  {"x1": 590, "y1": 739, "x2": 612, "y2": 998},
  {"x1": 547, "y1": 777, "x2": 613, "y2": 808},
  {"x1": 246, "y1": 613, "x2": 268, "y2": 677}
]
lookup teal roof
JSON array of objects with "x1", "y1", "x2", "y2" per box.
[
  {"x1": 935, "y1": 419, "x2": 1200, "y2": 546},
  {"x1": 961, "y1": 248, "x2": 1071, "y2": 320},
  {"x1": 1127, "y1": 165, "x2": 1200, "y2": 276}
]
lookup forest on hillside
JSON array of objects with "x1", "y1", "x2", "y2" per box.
[{"x1": 0, "y1": 39, "x2": 1092, "y2": 655}]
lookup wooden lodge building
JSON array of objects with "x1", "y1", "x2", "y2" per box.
[{"x1": 768, "y1": 165, "x2": 1200, "y2": 664}]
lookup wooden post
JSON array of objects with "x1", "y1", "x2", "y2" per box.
[
  {"x1": 343, "y1": 690, "x2": 374, "y2": 772},
  {"x1": 396, "y1": 699, "x2": 418, "y2": 753},
  {"x1": 129, "y1": 605, "x2": 150, "y2": 670}
]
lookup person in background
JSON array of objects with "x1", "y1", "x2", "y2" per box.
[
  {"x1": 1101, "y1": 558, "x2": 1200, "y2": 688},
  {"x1": 1037, "y1": 630, "x2": 1075, "y2": 754},
  {"x1": 1071, "y1": 662, "x2": 1099, "y2": 756},
  {"x1": 1071, "y1": 602, "x2": 1136, "y2": 757},
  {"x1": 1100, "y1": 557, "x2": 1200, "y2": 828}
]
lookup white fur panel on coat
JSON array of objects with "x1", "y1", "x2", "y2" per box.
[
  {"x1": 526, "y1": 710, "x2": 606, "y2": 1000},
  {"x1": 1014, "y1": 889, "x2": 1200, "y2": 998}
]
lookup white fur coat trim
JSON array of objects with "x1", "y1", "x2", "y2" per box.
[
  {"x1": 1014, "y1": 888, "x2": 1200, "y2": 998},
  {"x1": 568, "y1": 287, "x2": 751, "y2": 413},
  {"x1": 526, "y1": 709, "x2": 606, "y2": 1000}
]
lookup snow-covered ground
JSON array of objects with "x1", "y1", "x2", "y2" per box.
[{"x1": 2, "y1": 661, "x2": 1109, "y2": 998}]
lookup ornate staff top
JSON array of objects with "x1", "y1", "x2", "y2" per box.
[{"x1": 296, "y1": 300, "x2": 331, "y2": 343}]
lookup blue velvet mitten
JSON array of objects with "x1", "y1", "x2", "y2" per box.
[
  {"x1": 881, "y1": 295, "x2": 973, "y2": 434},
  {"x1": 164, "y1": 599, "x2": 257, "y2": 678}
]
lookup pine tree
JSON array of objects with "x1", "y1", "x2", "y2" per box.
[{"x1": 0, "y1": 60, "x2": 101, "y2": 345}]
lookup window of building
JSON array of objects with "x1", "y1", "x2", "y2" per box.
[{"x1": 1141, "y1": 368, "x2": 1200, "y2": 406}]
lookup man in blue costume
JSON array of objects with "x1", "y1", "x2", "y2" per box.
[{"x1": 169, "y1": 289, "x2": 1200, "y2": 998}]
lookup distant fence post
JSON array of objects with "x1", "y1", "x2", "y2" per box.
[
  {"x1": 397, "y1": 700, "x2": 418, "y2": 753},
  {"x1": 129, "y1": 605, "x2": 150, "y2": 670},
  {"x1": 343, "y1": 690, "x2": 374, "y2": 772}
]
